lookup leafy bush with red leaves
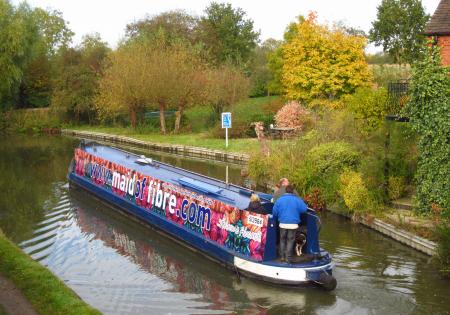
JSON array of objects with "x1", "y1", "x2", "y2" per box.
[
  {"x1": 274, "y1": 101, "x2": 311, "y2": 130},
  {"x1": 304, "y1": 187, "x2": 327, "y2": 211}
]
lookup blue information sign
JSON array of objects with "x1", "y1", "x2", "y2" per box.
[{"x1": 221, "y1": 112, "x2": 232, "y2": 129}]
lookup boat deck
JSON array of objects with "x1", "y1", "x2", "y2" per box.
[{"x1": 84, "y1": 143, "x2": 265, "y2": 210}]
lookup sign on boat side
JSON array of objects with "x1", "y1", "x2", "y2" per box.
[{"x1": 74, "y1": 149, "x2": 268, "y2": 260}]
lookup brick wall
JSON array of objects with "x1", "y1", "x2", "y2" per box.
[{"x1": 437, "y1": 35, "x2": 450, "y2": 66}]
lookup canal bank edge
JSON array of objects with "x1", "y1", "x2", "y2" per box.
[
  {"x1": 60, "y1": 129, "x2": 436, "y2": 257},
  {"x1": 61, "y1": 129, "x2": 249, "y2": 164},
  {"x1": 327, "y1": 209, "x2": 437, "y2": 256},
  {"x1": 0, "y1": 229, "x2": 101, "y2": 315}
]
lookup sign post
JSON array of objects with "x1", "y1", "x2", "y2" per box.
[{"x1": 221, "y1": 112, "x2": 232, "y2": 148}]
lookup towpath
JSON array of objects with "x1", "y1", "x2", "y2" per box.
[{"x1": 0, "y1": 272, "x2": 37, "y2": 315}]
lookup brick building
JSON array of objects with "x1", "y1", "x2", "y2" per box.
[{"x1": 424, "y1": 0, "x2": 450, "y2": 66}]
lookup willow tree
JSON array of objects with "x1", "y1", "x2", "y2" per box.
[
  {"x1": 0, "y1": 0, "x2": 73, "y2": 109},
  {"x1": 129, "y1": 41, "x2": 208, "y2": 134},
  {"x1": 96, "y1": 41, "x2": 153, "y2": 128},
  {"x1": 96, "y1": 40, "x2": 208, "y2": 133},
  {"x1": 166, "y1": 46, "x2": 207, "y2": 133},
  {"x1": 146, "y1": 46, "x2": 173, "y2": 133},
  {"x1": 204, "y1": 64, "x2": 250, "y2": 119},
  {"x1": 0, "y1": 0, "x2": 27, "y2": 109}
]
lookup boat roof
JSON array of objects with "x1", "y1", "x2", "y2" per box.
[{"x1": 82, "y1": 142, "x2": 269, "y2": 210}]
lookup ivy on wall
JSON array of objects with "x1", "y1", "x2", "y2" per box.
[{"x1": 406, "y1": 45, "x2": 449, "y2": 218}]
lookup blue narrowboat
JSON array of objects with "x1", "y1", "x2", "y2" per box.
[{"x1": 68, "y1": 141, "x2": 337, "y2": 290}]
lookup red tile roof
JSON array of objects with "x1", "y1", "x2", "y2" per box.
[{"x1": 425, "y1": 0, "x2": 450, "y2": 35}]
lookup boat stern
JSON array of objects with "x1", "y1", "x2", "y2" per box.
[{"x1": 233, "y1": 255, "x2": 336, "y2": 290}]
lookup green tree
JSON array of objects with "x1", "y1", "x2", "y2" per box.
[
  {"x1": 52, "y1": 34, "x2": 109, "y2": 123},
  {"x1": 0, "y1": 0, "x2": 27, "y2": 110},
  {"x1": 19, "y1": 55, "x2": 52, "y2": 108},
  {"x1": 369, "y1": 0, "x2": 429, "y2": 64},
  {"x1": 32, "y1": 8, "x2": 74, "y2": 56},
  {"x1": 125, "y1": 10, "x2": 198, "y2": 46},
  {"x1": 0, "y1": 1, "x2": 73, "y2": 109},
  {"x1": 197, "y1": 2, "x2": 259, "y2": 65},
  {"x1": 249, "y1": 39, "x2": 281, "y2": 97},
  {"x1": 267, "y1": 45, "x2": 283, "y2": 95},
  {"x1": 266, "y1": 18, "x2": 303, "y2": 96}
]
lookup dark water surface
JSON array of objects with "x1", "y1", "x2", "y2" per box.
[{"x1": 0, "y1": 135, "x2": 449, "y2": 315}]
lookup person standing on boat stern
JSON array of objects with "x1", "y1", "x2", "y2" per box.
[
  {"x1": 272, "y1": 178, "x2": 299, "y2": 202},
  {"x1": 272, "y1": 185, "x2": 307, "y2": 263}
]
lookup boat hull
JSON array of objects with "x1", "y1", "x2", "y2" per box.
[{"x1": 69, "y1": 172, "x2": 334, "y2": 288}]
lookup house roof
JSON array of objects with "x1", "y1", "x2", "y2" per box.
[{"x1": 425, "y1": 0, "x2": 450, "y2": 35}]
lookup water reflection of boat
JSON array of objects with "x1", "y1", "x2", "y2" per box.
[
  {"x1": 74, "y1": 195, "x2": 230, "y2": 295},
  {"x1": 69, "y1": 142, "x2": 336, "y2": 290}
]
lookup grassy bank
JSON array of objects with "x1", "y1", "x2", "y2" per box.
[
  {"x1": 0, "y1": 230, "x2": 100, "y2": 315},
  {"x1": 66, "y1": 125, "x2": 262, "y2": 154},
  {"x1": 65, "y1": 96, "x2": 283, "y2": 154}
]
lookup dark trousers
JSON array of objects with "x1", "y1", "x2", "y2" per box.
[{"x1": 279, "y1": 228, "x2": 296, "y2": 261}]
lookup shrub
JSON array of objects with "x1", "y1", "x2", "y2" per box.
[
  {"x1": 247, "y1": 154, "x2": 273, "y2": 186},
  {"x1": 274, "y1": 100, "x2": 311, "y2": 130},
  {"x1": 388, "y1": 176, "x2": 406, "y2": 200},
  {"x1": 342, "y1": 87, "x2": 388, "y2": 134},
  {"x1": 209, "y1": 121, "x2": 254, "y2": 139},
  {"x1": 8, "y1": 108, "x2": 60, "y2": 132},
  {"x1": 304, "y1": 187, "x2": 327, "y2": 211},
  {"x1": 291, "y1": 141, "x2": 360, "y2": 204},
  {"x1": 307, "y1": 141, "x2": 360, "y2": 175},
  {"x1": 339, "y1": 170, "x2": 372, "y2": 214}
]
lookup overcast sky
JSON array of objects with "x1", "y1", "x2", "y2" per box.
[{"x1": 15, "y1": 0, "x2": 441, "y2": 52}]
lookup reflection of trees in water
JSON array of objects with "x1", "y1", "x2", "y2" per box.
[
  {"x1": 320, "y1": 212, "x2": 450, "y2": 314},
  {"x1": 72, "y1": 191, "x2": 337, "y2": 314},
  {"x1": 0, "y1": 135, "x2": 77, "y2": 242}
]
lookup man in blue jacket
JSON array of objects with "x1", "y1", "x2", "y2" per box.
[{"x1": 272, "y1": 185, "x2": 308, "y2": 262}]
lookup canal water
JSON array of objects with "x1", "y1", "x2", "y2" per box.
[{"x1": 0, "y1": 135, "x2": 449, "y2": 315}]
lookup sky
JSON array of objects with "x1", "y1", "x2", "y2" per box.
[{"x1": 15, "y1": 0, "x2": 441, "y2": 53}]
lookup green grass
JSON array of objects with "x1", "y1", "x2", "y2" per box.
[
  {"x1": 67, "y1": 125, "x2": 263, "y2": 154},
  {"x1": 0, "y1": 230, "x2": 101, "y2": 315},
  {"x1": 184, "y1": 105, "x2": 216, "y2": 132},
  {"x1": 184, "y1": 95, "x2": 282, "y2": 133},
  {"x1": 231, "y1": 95, "x2": 281, "y2": 120}
]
